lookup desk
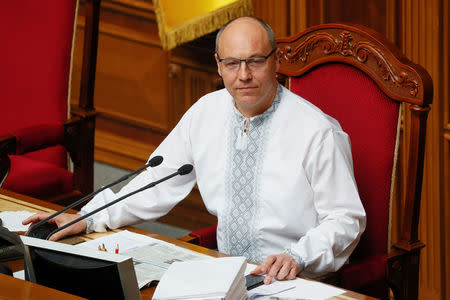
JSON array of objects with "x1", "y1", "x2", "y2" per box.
[{"x1": 0, "y1": 189, "x2": 376, "y2": 300}]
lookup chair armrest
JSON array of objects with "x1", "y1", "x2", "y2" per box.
[
  {"x1": 178, "y1": 225, "x2": 218, "y2": 249},
  {"x1": 386, "y1": 247, "x2": 423, "y2": 300},
  {"x1": 0, "y1": 135, "x2": 17, "y2": 156},
  {"x1": 188, "y1": 225, "x2": 218, "y2": 249},
  {"x1": 2, "y1": 123, "x2": 64, "y2": 155},
  {"x1": 0, "y1": 135, "x2": 15, "y2": 187}
]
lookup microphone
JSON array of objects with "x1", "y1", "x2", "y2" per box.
[
  {"x1": 27, "y1": 156, "x2": 164, "y2": 239},
  {"x1": 45, "y1": 164, "x2": 194, "y2": 240}
]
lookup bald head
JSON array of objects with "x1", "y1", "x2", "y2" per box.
[
  {"x1": 215, "y1": 17, "x2": 276, "y2": 55},
  {"x1": 213, "y1": 16, "x2": 279, "y2": 118}
]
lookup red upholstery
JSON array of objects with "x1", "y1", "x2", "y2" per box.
[
  {"x1": 289, "y1": 63, "x2": 399, "y2": 259},
  {"x1": 22, "y1": 145, "x2": 68, "y2": 169},
  {"x1": 5, "y1": 155, "x2": 73, "y2": 198},
  {"x1": 190, "y1": 225, "x2": 218, "y2": 250},
  {"x1": 289, "y1": 63, "x2": 399, "y2": 296},
  {"x1": 0, "y1": 0, "x2": 78, "y2": 199},
  {"x1": 0, "y1": 1, "x2": 77, "y2": 132},
  {"x1": 340, "y1": 254, "x2": 388, "y2": 299},
  {"x1": 10, "y1": 122, "x2": 65, "y2": 155}
]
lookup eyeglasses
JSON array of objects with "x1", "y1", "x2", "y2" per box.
[{"x1": 217, "y1": 48, "x2": 276, "y2": 72}]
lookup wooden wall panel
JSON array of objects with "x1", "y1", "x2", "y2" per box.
[
  {"x1": 442, "y1": 0, "x2": 449, "y2": 299},
  {"x1": 252, "y1": 0, "x2": 309, "y2": 37},
  {"x1": 287, "y1": 0, "x2": 308, "y2": 36},
  {"x1": 72, "y1": 0, "x2": 220, "y2": 172},
  {"x1": 252, "y1": 0, "x2": 290, "y2": 37},
  {"x1": 71, "y1": 1, "x2": 169, "y2": 170},
  {"x1": 398, "y1": 0, "x2": 447, "y2": 299},
  {"x1": 306, "y1": 0, "x2": 387, "y2": 36}
]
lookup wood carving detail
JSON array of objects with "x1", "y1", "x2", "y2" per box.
[{"x1": 280, "y1": 31, "x2": 419, "y2": 97}]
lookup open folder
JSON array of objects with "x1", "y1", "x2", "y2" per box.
[{"x1": 153, "y1": 256, "x2": 247, "y2": 300}]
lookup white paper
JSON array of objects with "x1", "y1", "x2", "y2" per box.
[
  {"x1": 125, "y1": 240, "x2": 212, "y2": 288},
  {"x1": 153, "y1": 256, "x2": 246, "y2": 300},
  {"x1": 0, "y1": 211, "x2": 34, "y2": 232},
  {"x1": 76, "y1": 229, "x2": 157, "y2": 253},
  {"x1": 13, "y1": 270, "x2": 25, "y2": 280},
  {"x1": 248, "y1": 280, "x2": 296, "y2": 299},
  {"x1": 251, "y1": 277, "x2": 345, "y2": 300},
  {"x1": 245, "y1": 263, "x2": 258, "y2": 275},
  {"x1": 77, "y1": 230, "x2": 212, "y2": 289}
]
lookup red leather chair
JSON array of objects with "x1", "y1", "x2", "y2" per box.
[
  {"x1": 181, "y1": 23, "x2": 432, "y2": 300},
  {"x1": 0, "y1": 0, "x2": 100, "y2": 205}
]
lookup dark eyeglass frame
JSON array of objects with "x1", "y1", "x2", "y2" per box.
[{"x1": 216, "y1": 48, "x2": 277, "y2": 71}]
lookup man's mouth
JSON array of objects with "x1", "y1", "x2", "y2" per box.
[{"x1": 237, "y1": 86, "x2": 257, "y2": 92}]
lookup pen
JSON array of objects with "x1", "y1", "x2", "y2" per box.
[{"x1": 269, "y1": 297, "x2": 311, "y2": 300}]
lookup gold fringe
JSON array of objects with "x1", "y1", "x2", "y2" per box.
[{"x1": 154, "y1": 0, "x2": 253, "y2": 50}]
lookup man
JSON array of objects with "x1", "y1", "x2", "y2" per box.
[{"x1": 24, "y1": 17, "x2": 366, "y2": 284}]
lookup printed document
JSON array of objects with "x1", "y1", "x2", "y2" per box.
[{"x1": 77, "y1": 230, "x2": 213, "y2": 288}]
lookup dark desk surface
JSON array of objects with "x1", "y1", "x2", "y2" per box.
[{"x1": 0, "y1": 188, "x2": 376, "y2": 300}]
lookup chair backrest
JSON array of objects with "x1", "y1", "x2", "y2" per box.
[
  {"x1": 0, "y1": 0, "x2": 100, "y2": 201},
  {"x1": 276, "y1": 24, "x2": 432, "y2": 260},
  {"x1": 0, "y1": 0, "x2": 78, "y2": 134}
]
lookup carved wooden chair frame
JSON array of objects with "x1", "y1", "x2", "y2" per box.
[{"x1": 276, "y1": 23, "x2": 433, "y2": 300}]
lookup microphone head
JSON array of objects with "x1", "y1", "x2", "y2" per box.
[
  {"x1": 149, "y1": 156, "x2": 163, "y2": 167},
  {"x1": 178, "y1": 164, "x2": 193, "y2": 175}
]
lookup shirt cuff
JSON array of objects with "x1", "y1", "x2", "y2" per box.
[
  {"x1": 284, "y1": 248, "x2": 306, "y2": 272},
  {"x1": 78, "y1": 210, "x2": 94, "y2": 234}
]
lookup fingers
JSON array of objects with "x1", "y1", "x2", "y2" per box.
[
  {"x1": 288, "y1": 265, "x2": 299, "y2": 280},
  {"x1": 265, "y1": 255, "x2": 283, "y2": 284},
  {"x1": 22, "y1": 212, "x2": 52, "y2": 225},
  {"x1": 255, "y1": 253, "x2": 301, "y2": 284},
  {"x1": 24, "y1": 213, "x2": 86, "y2": 241},
  {"x1": 49, "y1": 214, "x2": 86, "y2": 241},
  {"x1": 48, "y1": 227, "x2": 71, "y2": 242},
  {"x1": 251, "y1": 255, "x2": 276, "y2": 275}
]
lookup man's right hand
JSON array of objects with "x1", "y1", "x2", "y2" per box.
[{"x1": 22, "y1": 213, "x2": 87, "y2": 241}]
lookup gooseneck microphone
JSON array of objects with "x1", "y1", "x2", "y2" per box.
[
  {"x1": 45, "y1": 164, "x2": 194, "y2": 240},
  {"x1": 27, "y1": 156, "x2": 164, "y2": 239}
]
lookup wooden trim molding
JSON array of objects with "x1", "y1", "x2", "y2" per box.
[
  {"x1": 277, "y1": 24, "x2": 432, "y2": 105},
  {"x1": 97, "y1": 108, "x2": 170, "y2": 134},
  {"x1": 95, "y1": 130, "x2": 156, "y2": 170}
]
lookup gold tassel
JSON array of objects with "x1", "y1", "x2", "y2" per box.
[{"x1": 154, "y1": 0, "x2": 253, "y2": 51}]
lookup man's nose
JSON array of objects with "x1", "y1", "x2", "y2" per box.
[{"x1": 238, "y1": 61, "x2": 252, "y2": 80}]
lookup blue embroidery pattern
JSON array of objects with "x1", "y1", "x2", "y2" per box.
[{"x1": 221, "y1": 86, "x2": 282, "y2": 264}]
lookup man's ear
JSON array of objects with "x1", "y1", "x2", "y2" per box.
[{"x1": 214, "y1": 53, "x2": 223, "y2": 77}]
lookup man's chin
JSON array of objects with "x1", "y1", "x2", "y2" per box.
[{"x1": 235, "y1": 96, "x2": 259, "y2": 106}]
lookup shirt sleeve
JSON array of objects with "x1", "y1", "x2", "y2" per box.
[
  {"x1": 288, "y1": 129, "x2": 366, "y2": 275},
  {"x1": 80, "y1": 108, "x2": 197, "y2": 232}
]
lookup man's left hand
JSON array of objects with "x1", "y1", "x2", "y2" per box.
[{"x1": 250, "y1": 253, "x2": 300, "y2": 284}]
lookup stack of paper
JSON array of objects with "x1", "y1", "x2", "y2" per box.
[{"x1": 153, "y1": 256, "x2": 247, "y2": 300}]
